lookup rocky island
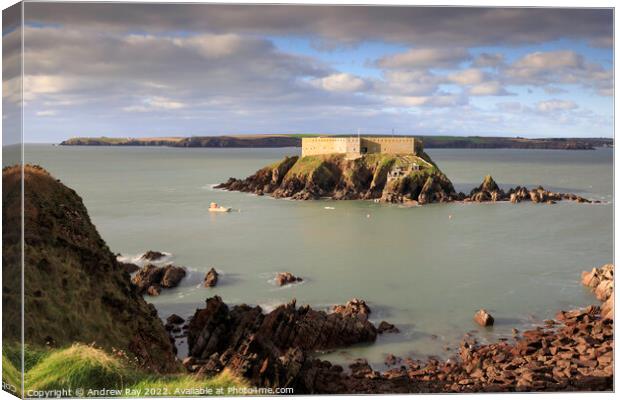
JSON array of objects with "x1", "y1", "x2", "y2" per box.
[{"x1": 216, "y1": 136, "x2": 593, "y2": 205}]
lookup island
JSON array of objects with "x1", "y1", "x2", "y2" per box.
[
  {"x1": 216, "y1": 136, "x2": 594, "y2": 205},
  {"x1": 59, "y1": 134, "x2": 612, "y2": 150}
]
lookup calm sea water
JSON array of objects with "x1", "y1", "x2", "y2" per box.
[{"x1": 24, "y1": 144, "x2": 613, "y2": 368}]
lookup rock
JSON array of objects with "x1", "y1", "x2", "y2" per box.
[
  {"x1": 204, "y1": 267, "x2": 219, "y2": 287},
  {"x1": 167, "y1": 314, "x2": 185, "y2": 325},
  {"x1": 332, "y1": 298, "x2": 371, "y2": 321},
  {"x1": 385, "y1": 354, "x2": 402, "y2": 366},
  {"x1": 119, "y1": 262, "x2": 140, "y2": 274},
  {"x1": 147, "y1": 285, "x2": 161, "y2": 296},
  {"x1": 139, "y1": 250, "x2": 167, "y2": 261},
  {"x1": 132, "y1": 263, "x2": 186, "y2": 295},
  {"x1": 275, "y1": 272, "x2": 303, "y2": 286},
  {"x1": 349, "y1": 359, "x2": 373, "y2": 378},
  {"x1": 474, "y1": 309, "x2": 495, "y2": 327},
  {"x1": 377, "y1": 321, "x2": 400, "y2": 334},
  {"x1": 601, "y1": 296, "x2": 613, "y2": 320},
  {"x1": 161, "y1": 264, "x2": 186, "y2": 288},
  {"x1": 186, "y1": 296, "x2": 377, "y2": 392}
]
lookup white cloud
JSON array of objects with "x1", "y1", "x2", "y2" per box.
[
  {"x1": 536, "y1": 99, "x2": 578, "y2": 113},
  {"x1": 473, "y1": 53, "x2": 505, "y2": 67},
  {"x1": 123, "y1": 96, "x2": 186, "y2": 112},
  {"x1": 448, "y1": 68, "x2": 486, "y2": 85},
  {"x1": 312, "y1": 73, "x2": 367, "y2": 92},
  {"x1": 36, "y1": 110, "x2": 57, "y2": 116},
  {"x1": 469, "y1": 81, "x2": 509, "y2": 96}
]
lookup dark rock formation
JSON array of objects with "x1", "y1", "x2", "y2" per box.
[
  {"x1": 2, "y1": 165, "x2": 177, "y2": 372},
  {"x1": 139, "y1": 250, "x2": 167, "y2": 261},
  {"x1": 167, "y1": 314, "x2": 185, "y2": 325},
  {"x1": 132, "y1": 263, "x2": 186, "y2": 295},
  {"x1": 119, "y1": 262, "x2": 140, "y2": 274},
  {"x1": 275, "y1": 272, "x2": 303, "y2": 286},
  {"x1": 216, "y1": 153, "x2": 459, "y2": 205},
  {"x1": 473, "y1": 309, "x2": 494, "y2": 327},
  {"x1": 185, "y1": 296, "x2": 377, "y2": 391},
  {"x1": 204, "y1": 268, "x2": 219, "y2": 287},
  {"x1": 377, "y1": 321, "x2": 400, "y2": 334}
]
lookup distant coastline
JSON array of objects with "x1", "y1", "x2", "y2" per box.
[{"x1": 59, "y1": 134, "x2": 613, "y2": 150}]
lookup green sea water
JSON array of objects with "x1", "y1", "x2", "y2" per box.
[{"x1": 24, "y1": 144, "x2": 613, "y2": 369}]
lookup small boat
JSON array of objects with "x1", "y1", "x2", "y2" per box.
[{"x1": 208, "y1": 202, "x2": 231, "y2": 213}]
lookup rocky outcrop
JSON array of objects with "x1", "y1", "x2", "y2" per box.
[
  {"x1": 119, "y1": 262, "x2": 140, "y2": 274},
  {"x1": 2, "y1": 165, "x2": 177, "y2": 372},
  {"x1": 473, "y1": 309, "x2": 494, "y2": 327},
  {"x1": 217, "y1": 153, "x2": 459, "y2": 205},
  {"x1": 218, "y1": 156, "x2": 592, "y2": 205},
  {"x1": 132, "y1": 263, "x2": 187, "y2": 296},
  {"x1": 275, "y1": 272, "x2": 303, "y2": 286},
  {"x1": 377, "y1": 321, "x2": 400, "y2": 334},
  {"x1": 204, "y1": 267, "x2": 219, "y2": 287},
  {"x1": 185, "y1": 296, "x2": 377, "y2": 390},
  {"x1": 581, "y1": 264, "x2": 614, "y2": 320},
  {"x1": 139, "y1": 250, "x2": 167, "y2": 261},
  {"x1": 332, "y1": 298, "x2": 372, "y2": 321}
]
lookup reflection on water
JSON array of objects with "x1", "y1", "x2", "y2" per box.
[{"x1": 25, "y1": 144, "x2": 613, "y2": 368}]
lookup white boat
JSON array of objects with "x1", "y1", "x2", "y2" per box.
[{"x1": 208, "y1": 202, "x2": 231, "y2": 213}]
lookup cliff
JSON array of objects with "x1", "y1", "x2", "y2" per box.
[
  {"x1": 216, "y1": 153, "x2": 458, "y2": 204},
  {"x1": 2, "y1": 165, "x2": 177, "y2": 372}
]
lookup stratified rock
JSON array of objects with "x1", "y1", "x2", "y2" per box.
[
  {"x1": 139, "y1": 250, "x2": 167, "y2": 261},
  {"x1": 275, "y1": 272, "x2": 303, "y2": 286},
  {"x1": 186, "y1": 296, "x2": 377, "y2": 391},
  {"x1": 332, "y1": 298, "x2": 371, "y2": 321},
  {"x1": 377, "y1": 321, "x2": 400, "y2": 334},
  {"x1": 473, "y1": 309, "x2": 494, "y2": 327},
  {"x1": 204, "y1": 267, "x2": 219, "y2": 287}
]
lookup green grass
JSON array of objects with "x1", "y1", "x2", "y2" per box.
[
  {"x1": 11, "y1": 344, "x2": 246, "y2": 397},
  {"x1": 2, "y1": 352, "x2": 21, "y2": 395},
  {"x1": 26, "y1": 344, "x2": 138, "y2": 391}
]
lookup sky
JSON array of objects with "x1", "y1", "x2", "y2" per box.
[{"x1": 1, "y1": 4, "x2": 614, "y2": 142}]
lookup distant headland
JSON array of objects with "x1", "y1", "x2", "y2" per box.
[{"x1": 59, "y1": 134, "x2": 612, "y2": 150}]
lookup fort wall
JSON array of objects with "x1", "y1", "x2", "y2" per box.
[{"x1": 301, "y1": 136, "x2": 419, "y2": 158}]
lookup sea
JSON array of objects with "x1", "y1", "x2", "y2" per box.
[{"x1": 22, "y1": 144, "x2": 613, "y2": 369}]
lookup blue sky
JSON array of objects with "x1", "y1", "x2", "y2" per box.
[{"x1": 2, "y1": 4, "x2": 613, "y2": 142}]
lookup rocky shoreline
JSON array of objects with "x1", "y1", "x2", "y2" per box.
[
  {"x1": 173, "y1": 264, "x2": 613, "y2": 393},
  {"x1": 216, "y1": 154, "x2": 595, "y2": 205}
]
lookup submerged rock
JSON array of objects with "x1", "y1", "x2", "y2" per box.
[
  {"x1": 204, "y1": 267, "x2": 219, "y2": 287},
  {"x1": 377, "y1": 321, "x2": 400, "y2": 334},
  {"x1": 275, "y1": 271, "x2": 303, "y2": 286},
  {"x1": 139, "y1": 250, "x2": 167, "y2": 261}
]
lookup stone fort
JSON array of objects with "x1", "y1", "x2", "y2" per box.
[{"x1": 301, "y1": 136, "x2": 421, "y2": 159}]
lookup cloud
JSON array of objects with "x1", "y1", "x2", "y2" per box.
[
  {"x1": 473, "y1": 53, "x2": 505, "y2": 67},
  {"x1": 123, "y1": 96, "x2": 186, "y2": 112},
  {"x1": 503, "y1": 50, "x2": 612, "y2": 95},
  {"x1": 469, "y1": 81, "x2": 510, "y2": 96},
  {"x1": 447, "y1": 68, "x2": 486, "y2": 85},
  {"x1": 311, "y1": 73, "x2": 368, "y2": 92},
  {"x1": 35, "y1": 110, "x2": 57, "y2": 116},
  {"x1": 377, "y1": 48, "x2": 470, "y2": 69},
  {"x1": 23, "y1": 5, "x2": 613, "y2": 48},
  {"x1": 536, "y1": 99, "x2": 578, "y2": 113}
]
